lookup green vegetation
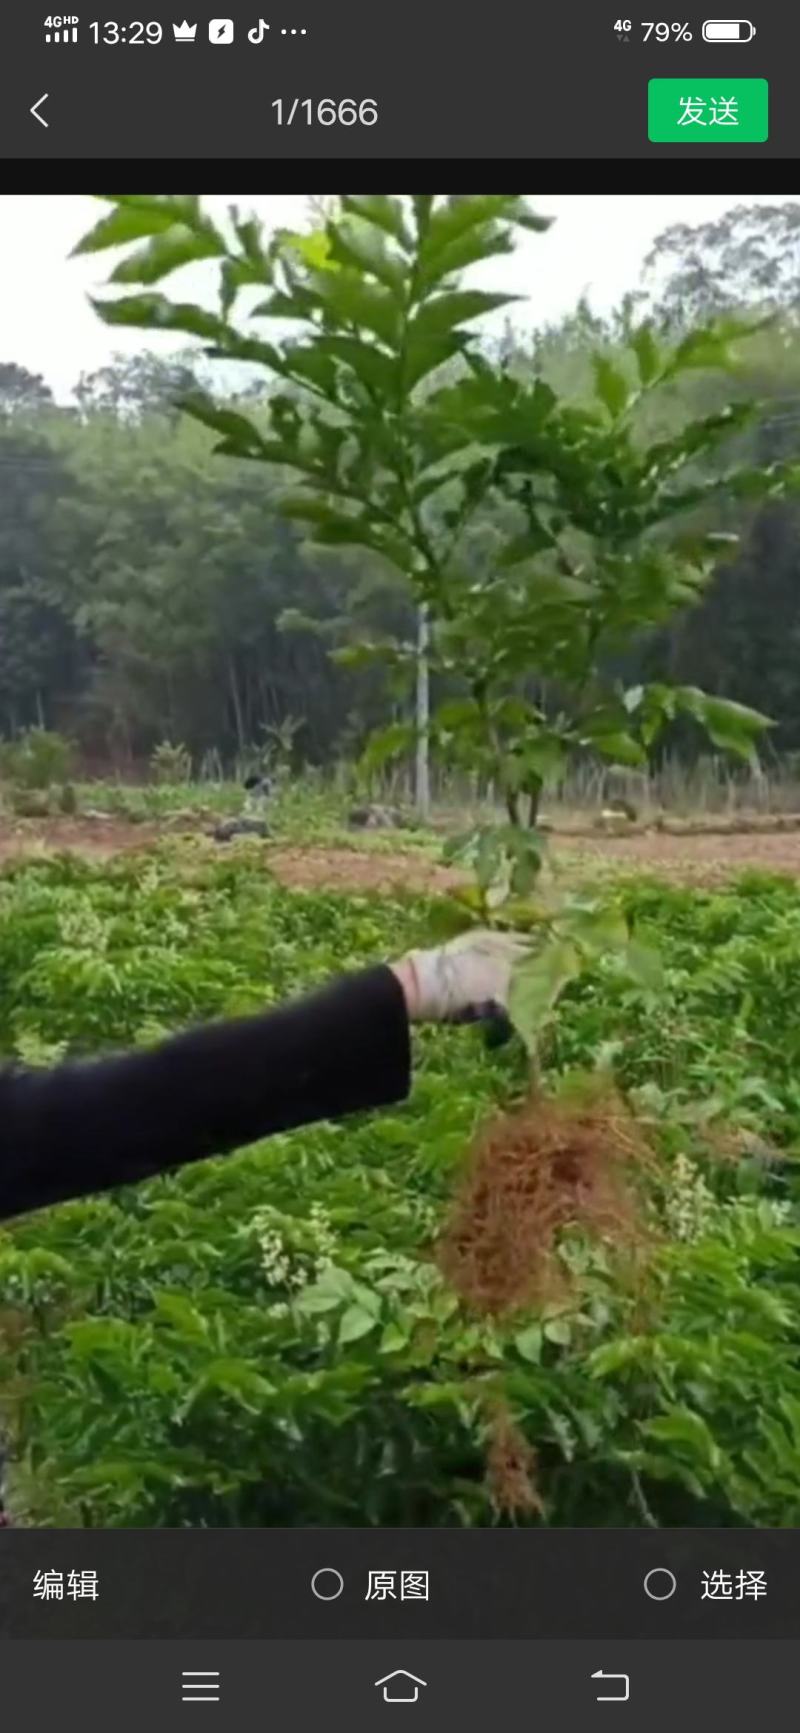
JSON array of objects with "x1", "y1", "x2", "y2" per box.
[
  {"x1": 67, "y1": 192, "x2": 800, "y2": 1061},
  {"x1": 0, "y1": 845, "x2": 797, "y2": 1528},
  {"x1": 2, "y1": 195, "x2": 800, "y2": 1532},
  {"x1": 4, "y1": 199, "x2": 800, "y2": 783}
]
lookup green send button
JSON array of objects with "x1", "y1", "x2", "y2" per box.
[{"x1": 648, "y1": 78, "x2": 768, "y2": 142}]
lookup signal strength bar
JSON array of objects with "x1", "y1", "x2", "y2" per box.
[{"x1": 45, "y1": 22, "x2": 79, "y2": 42}]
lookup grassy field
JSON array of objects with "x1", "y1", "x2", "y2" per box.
[{"x1": 0, "y1": 822, "x2": 798, "y2": 1529}]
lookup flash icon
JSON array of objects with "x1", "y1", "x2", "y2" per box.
[{"x1": 209, "y1": 18, "x2": 234, "y2": 41}]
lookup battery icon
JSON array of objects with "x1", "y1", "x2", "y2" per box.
[{"x1": 702, "y1": 19, "x2": 756, "y2": 40}]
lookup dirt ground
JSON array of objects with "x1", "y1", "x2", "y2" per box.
[
  {"x1": 3, "y1": 815, "x2": 800, "y2": 890},
  {"x1": 556, "y1": 828, "x2": 800, "y2": 886},
  {"x1": 264, "y1": 845, "x2": 464, "y2": 895},
  {"x1": 0, "y1": 818, "x2": 465, "y2": 894},
  {"x1": 0, "y1": 817, "x2": 166, "y2": 862}
]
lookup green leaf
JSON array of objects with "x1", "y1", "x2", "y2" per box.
[
  {"x1": 404, "y1": 333, "x2": 469, "y2": 391},
  {"x1": 271, "y1": 340, "x2": 339, "y2": 396},
  {"x1": 412, "y1": 195, "x2": 435, "y2": 236},
  {"x1": 315, "y1": 335, "x2": 398, "y2": 396},
  {"x1": 279, "y1": 227, "x2": 336, "y2": 272},
  {"x1": 410, "y1": 290, "x2": 520, "y2": 342},
  {"x1": 474, "y1": 829, "x2": 504, "y2": 892},
  {"x1": 108, "y1": 222, "x2": 226, "y2": 286},
  {"x1": 643, "y1": 1409, "x2": 721, "y2": 1469},
  {"x1": 327, "y1": 217, "x2": 408, "y2": 295},
  {"x1": 661, "y1": 316, "x2": 769, "y2": 382},
  {"x1": 332, "y1": 641, "x2": 402, "y2": 672},
  {"x1": 630, "y1": 324, "x2": 661, "y2": 386},
  {"x1": 624, "y1": 937, "x2": 664, "y2": 993},
  {"x1": 589, "y1": 731, "x2": 648, "y2": 769},
  {"x1": 514, "y1": 205, "x2": 555, "y2": 234},
  {"x1": 543, "y1": 1316, "x2": 572, "y2": 1346},
  {"x1": 558, "y1": 902, "x2": 629, "y2": 958},
  {"x1": 73, "y1": 202, "x2": 191, "y2": 255},
  {"x1": 187, "y1": 1359, "x2": 276, "y2": 1412},
  {"x1": 424, "y1": 897, "x2": 481, "y2": 940},
  {"x1": 417, "y1": 205, "x2": 516, "y2": 290},
  {"x1": 498, "y1": 525, "x2": 557, "y2": 565},
  {"x1": 515, "y1": 1323, "x2": 543, "y2": 1363},
  {"x1": 153, "y1": 1293, "x2": 209, "y2": 1341},
  {"x1": 339, "y1": 1304, "x2": 379, "y2": 1345},
  {"x1": 278, "y1": 495, "x2": 359, "y2": 531},
  {"x1": 442, "y1": 827, "x2": 480, "y2": 864},
  {"x1": 380, "y1": 1321, "x2": 412, "y2": 1353},
  {"x1": 277, "y1": 496, "x2": 413, "y2": 571},
  {"x1": 508, "y1": 939, "x2": 581, "y2": 1054},
  {"x1": 92, "y1": 193, "x2": 201, "y2": 221},
  {"x1": 434, "y1": 698, "x2": 482, "y2": 731},
  {"x1": 342, "y1": 195, "x2": 413, "y2": 250},
  {"x1": 675, "y1": 688, "x2": 772, "y2": 764},
  {"x1": 592, "y1": 355, "x2": 630, "y2": 420},
  {"x1": 360, "y1": 721, "x2": 415, "y2": 773},
  {"x1": 308, "y1": 271, "x2": 402, "y2": 348},
  {"x1": 89, "y1": 294, "x2": 229, "y2": 344},
  {"x1": 588, "y1": 1338, "x2": 646, "y2": 1377},
  {"x1": 293, "y1": 1287, "x2": 342, "y2": 1317},
  {"x1": 418, "y1": 196, "x2": 552, "y2": 291},
  {"x1": 177, "y1": 393, "x2": 266, "y2": 450},
  {"x1": 220, "y1": 254, "x2": 272, "y2": 317},
  {"x1": 517, "y1": 737, "x2": 568, "y2": 785}
]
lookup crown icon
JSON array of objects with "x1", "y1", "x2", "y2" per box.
[{"x1": 173, "y1": 19, "x2": 197, "y2": 39}]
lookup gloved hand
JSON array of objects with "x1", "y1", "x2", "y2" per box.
[{"x1": 390, "y1": 929, "x2": 531, "y2": 1026}]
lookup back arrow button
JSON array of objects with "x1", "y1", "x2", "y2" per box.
[
  {"x1": 30, "y1": 94, "x2": 49, "y2": 127},
  {"x1": 591, "y1": 1669, "x2": 630, "y2": 1702}
]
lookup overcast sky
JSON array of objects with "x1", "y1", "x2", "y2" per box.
[{"x1": 0, "y1": 192, "x2": 789, "y2": 401}]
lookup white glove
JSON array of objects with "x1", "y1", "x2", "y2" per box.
[{"x1": 391, "y1": 929, "x2": 531, "y2": 1024}]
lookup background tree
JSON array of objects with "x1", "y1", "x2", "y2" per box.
[
  {"x1": 0, "y1": 362, "x2": 54, "y2": 418},
  {"x1": 643, "y1": 201, "x2": 800, "y2": 329},
  {"x1": 2, "y1": 198, "x2": 800, "y2": 776},
  {"x1": 66, "y1": 194, "x2": 794, "y2": 971}
]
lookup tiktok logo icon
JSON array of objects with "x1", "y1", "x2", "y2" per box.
[{"x1": 248, "y1": 18, "x2": 270, "y2": 41}]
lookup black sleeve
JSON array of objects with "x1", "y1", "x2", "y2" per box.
[{"x1": 0, "y1": 964, "x2": 412, "y2": 1223}]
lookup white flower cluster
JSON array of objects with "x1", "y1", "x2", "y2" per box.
[
  {"x1": 727, "y1": 1194, "x2": 794, "y2": 1233},
  {"x1": 664, "y1": 1152, "x2": 717, "y2": 1243},
  {"x1": 251, "y1": 1201, "x2": 339, "y2": 1296},
  {"x1": 14, "y1": 1030, "x2": 68, "y2": 1069},
  {"x1": 307, "y1": 1201, "x2": 337, "y2": 1272},
  {"x1": 57, "y1": 901, "x2": 110, "y2": 954},
  {"x1": 252, "y1": 1210, "x2": 294, "y2": 1287},
  {"x1": 156, "y1": 914, "x2": 190, "y2": 947}
]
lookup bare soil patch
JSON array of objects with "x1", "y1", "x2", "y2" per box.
[
  {"x1": 0, "y1": 817, "x2": 165, "y2": 862},
  {"x1": 4, "y1": 815, "x2": 800, "y2": 890},
  {"x1": 558, "y1": 828, "x2": 800, "y2": 886},
  {"x1": 266, "y1": 845, "x2": 464, "y2": 896}
]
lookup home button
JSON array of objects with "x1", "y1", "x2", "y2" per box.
[{"x1": 375, "y1": 1670, "x2": 428, "y2": 1705}]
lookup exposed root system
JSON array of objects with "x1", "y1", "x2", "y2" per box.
[
  {"x1": 485, "y1": 1402, "x2": 544, "y2": 1519},
  {"x1": 437, "y1": 1084, "x2": 656, "y2": 1316}
]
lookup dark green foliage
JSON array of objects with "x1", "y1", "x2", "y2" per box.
[
  {"x1": 7, "y1": 199, "x2": 800, "y2": 769},
  {"x1": 0, "y1": 727, "x2": 74, "y2": 790},
  {"x1": 0, "y1": 850, "x2": 798, "y2": 1528}
]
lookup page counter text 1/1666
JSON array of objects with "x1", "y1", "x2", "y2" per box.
[{"x1": 271, "y1": 98, "x2": 379, "y2": 127}]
